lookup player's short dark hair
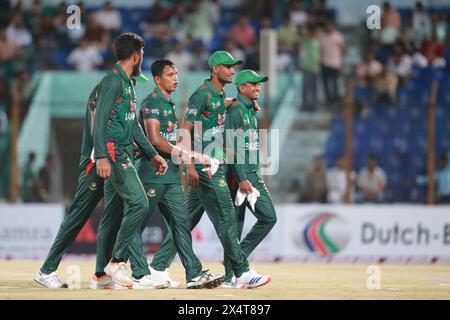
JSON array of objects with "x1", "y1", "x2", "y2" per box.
[
  {"x1": 28, "y1": 152, "x2": 36, "y2": 162},
  {"x1": 151, "y1": 58, "x2": 175, "y2": 77},
  {"x1": 114, "y1": 32, "x2": 144, "y2": 61}
]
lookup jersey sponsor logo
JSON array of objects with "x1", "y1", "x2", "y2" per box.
[
  {"x1": 125, "y1": 112, "x2": 135, "y2": 121},
  {"x1": 212, "y1": 124, "x2": 224, "y2": 135},
  {"x1": 246, "y1": 141, "x2": 259, "y2": 151},
  {"x1": 162, "y1": 132, "x2": 177, "y2": 142},
  {"x1": 147, "y1": 188, "x2": 156, "y2": 197},
  {"x1": 144, "y1": 108, "x2": 151, "y2": 114},
  {"x1": 185, "y1": 108, "x2": 197, "y2": 116},
  {"x1": 121, "y1": 163, "x2": 129, "y2": 169},
  {"x1": 88, "y1": 182, "x2": 98, "y2": 191},
  {"x1": 151, "y1": 109, "x2": 160, "y2": 115}
]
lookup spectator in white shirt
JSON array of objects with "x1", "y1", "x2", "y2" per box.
[
  {"x1": 165, "y1": 41, "x2": 193, "y2": 73},
  {"x1": 387, "y1": 45, "x2": 412, "y2": 84},
  {"x1": 67, "y1": 39, "x2": 103, "y2": 72},
  {"x1": 95, "y1": 1, "x2": 122, "y2": 31},
  {"x1": 412, "y1": 2, "x2": 431, "y2": 47},
  {"x1": 290, "y1": 1, "x2": 308, "y2": 27},
  {"x1": 6, "y1": 15, "x2": 32, "y2": 47},
  {"x1": 326, "y1": 156, "x2": 356, "y2": 203},
  {"x1": 357, "y1": 154, "x2": 387, "y2": 203}
]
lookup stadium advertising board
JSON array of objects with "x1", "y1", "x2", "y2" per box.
[
  {"x1": 0, "y1": 204, "x2": 64, "y2": 259},
  {"x1": 278, "y1": 205, "x2": 450, "y2": 261}
]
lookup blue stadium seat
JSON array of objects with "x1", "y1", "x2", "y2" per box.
[{"x1": 322, "y1": 50, "x2": 450, "y2": 202}]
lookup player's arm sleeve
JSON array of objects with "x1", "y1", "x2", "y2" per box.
[
  {"x1": 184, "y1": 92, "x2": 206, "y2": 122},
  {"x1": 132, "y1": 117, "x2": 158, "y2": 160},
  {"x1": 92, "y1": 76, "x2": 121, "y2": 159},
  {"x1": 141, "y1": 96, "x2": 161, "y2": 121},
  {"x1": 225, "y1": 109, "x2": 247, "y2": 183}
]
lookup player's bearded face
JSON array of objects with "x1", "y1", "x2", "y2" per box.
[
  {"x1": 132, "y1": 49, "x2": 144, "y2": 77},
  {"x1": 217, "y1": 64, "x2": 235, "y2": 84}
]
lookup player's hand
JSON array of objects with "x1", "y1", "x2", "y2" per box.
[
  {"x1": 187, "y1": 164, "x2": 200, "y2": 188},
  {"x1": 239, "y1": 180, "x2": 253, "y2": 194},
  {"x1": 198, "y1": 154, "x2": 212, "y2": 168},
  {"x1": 96, "y1": 157, "x2": 111, "y2": 179},
  {"x1": 151, "y1": 155, "x2": 168, "y2": 175}
]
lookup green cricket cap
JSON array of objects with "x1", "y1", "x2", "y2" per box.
[
  {"x1": 208, "y1": 50, "x2": 243, "y2": 68},
  {"x1": 235, "y1": 69, "x2": 269, "y2": 87}
]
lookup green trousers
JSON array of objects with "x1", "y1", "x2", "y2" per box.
[
  {"x1": 40, "y1": 160, "x2": 122, "y2": 274},
  {"x1": 125, "y1": 182, "x2": 203, "y2": 281},
  {"x1": 151, "y1": 165, "x2": 249, "y2": 278},
  {"x1": 97, "y1": 149, "x2": 148, "y2": 263},
  {"x1": 223, "y1": 172, "x2": 277, "y2": 281}
]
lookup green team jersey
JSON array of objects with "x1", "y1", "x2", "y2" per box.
[
  {"x1": 136, "y1": 87, "x2": 179, "y2": 184},
  {"x1": 79, "y1": 85, "x2": 99, "y2": 168},
  {"x1": 225, "y1": 94, "x2": 260, "y2": 182},
  {"x1": 93, "y1": 64, "x2": 157, "y2": 161},
  {"x1": 184, "y1": 80, "x2": 227, "y2": 160}
]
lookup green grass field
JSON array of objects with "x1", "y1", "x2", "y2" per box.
[{"x1": 1, "y1": 260, "x2": 449, "y2": 300}]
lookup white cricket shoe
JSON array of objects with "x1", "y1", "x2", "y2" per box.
[
  {"x1": 89, "y1": 274, "x2": 126, "y2": 289},
  {"x1": 33, "y1": 271, "x2": 67, "y2": 289},
  {"x1": 187, "y1": 271, "x2": 225, "y2": 289},
  {"x1": 132, "y1": 275, "x2": 170, "y2": 289},
  {"x1": 148, "y1": 265, "x2": 180, "y2": 288},
  {"x1": 104, "y1": 261, "x2": 133, "y2": 289},
  {"x1": 236, "y1": 269, "x2": 271, "y2": 289},
  {"x1": 221, "y1": 276, "x2": 247, "y2": 289}
]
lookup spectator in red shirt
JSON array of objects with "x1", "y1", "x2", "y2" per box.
[
  {"x1": 231, "y1": 15, "x2": 256, "y2": 49},
  {"x1": 420, "y1": 30, "x2": 446, "y2": 67}
]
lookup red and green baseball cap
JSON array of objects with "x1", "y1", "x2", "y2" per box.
[
  {"x1": 235, "y1": 69, "x2": 269, "y2": 87},
  {"x1": 208, "y1": 50, "x2": 243, "y2": 68}
]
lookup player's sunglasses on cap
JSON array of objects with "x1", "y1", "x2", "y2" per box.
[
  {"x1": 208, "y1": 50, "x2": 243, "y2": 68},
  {"x1": 235, "y1": 69, "x2": 269, "y2": 87},
  {"x1": 134, "y1": 73, "x2": 150, "y2": 83}
]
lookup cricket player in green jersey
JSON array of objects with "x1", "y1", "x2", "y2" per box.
[
  {"x1": 150, "y1": 51, "x2": 272, "y2": 289},
  {"x1": 223, "y1": 69, "x2": 277, "y2": 287},
  {"x1": 92, "y1": 33, "x2": 167, "y2": 289},
  {"x1": 117, "y1": 58, "x2": 223, "y2": 289},
  {"x1": 34, "y1": 84, "x2": 123, "y2": 289},
  {"x1": 34, "y1": 33, "x2": 165, "y2": 290}
]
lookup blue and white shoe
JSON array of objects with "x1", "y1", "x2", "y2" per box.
[
  {"x1": 236, "y1": 269, "x2": 271, "y2": 289},
  {"x1": 222, "y1": 276, "x2": 248, "y2": 289}
]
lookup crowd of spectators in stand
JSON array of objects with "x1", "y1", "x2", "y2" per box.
[
  {"x1": 303, "y1": 154, "x2": 388, "y2": 204},
  {"x1": 0, "y1": 0, "x2": 338, "y2": 201},
  {"x1": 355, "y1": 1, "x2": 450, "y2": 118}
]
